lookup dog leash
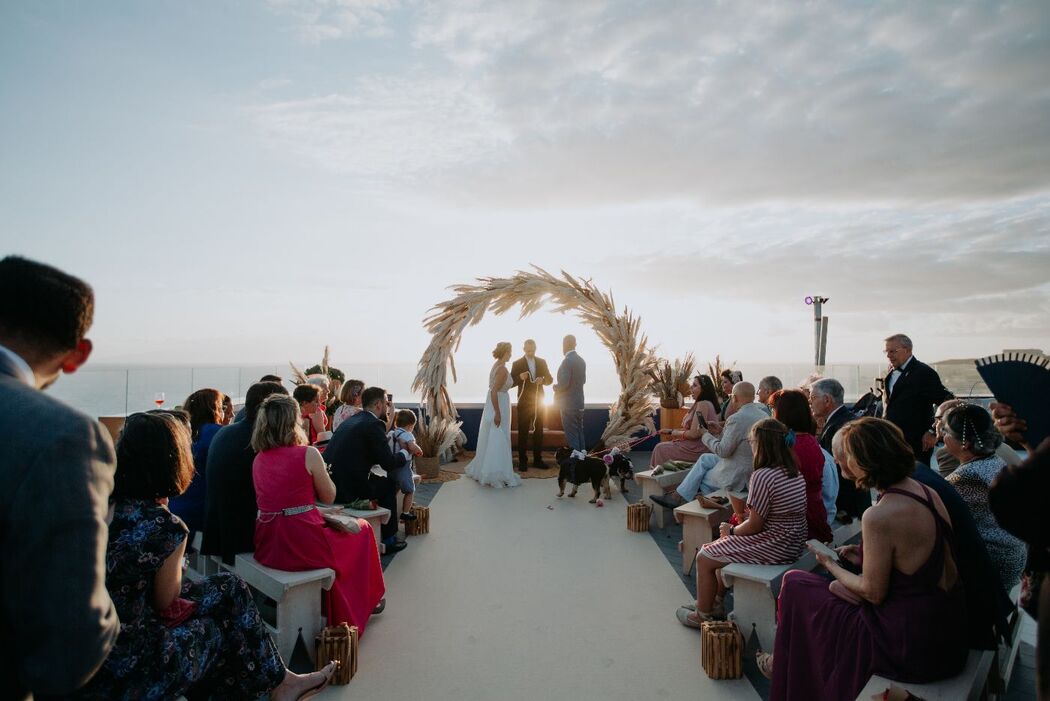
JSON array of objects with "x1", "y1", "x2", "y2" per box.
[{"x1": 586, "y1": 432, "x2": 659, "y2": 458}]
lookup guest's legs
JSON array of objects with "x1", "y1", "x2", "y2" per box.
[
  {"x1": 676, "y1": 453, "x2": 719, "y2": 500},
  {"x1": 573, "y1": 409, "x2": 587, "y2": 451},
  {"x1": 695, "y1": 553, "x2": 725, "y2": 613},
  {"x1": 561, "y1": 409, "x2": 586, "y2": 451},
  {"x1": 369, "y1": 474, "x2": 399, "y2": 541}
]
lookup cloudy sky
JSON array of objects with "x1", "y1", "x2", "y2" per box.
[{"x1": 2, "y1": 0, "x2": 1048, "y2": 373}]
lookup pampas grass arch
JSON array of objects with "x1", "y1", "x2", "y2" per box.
[{"x1": 412, "y1": 267, "x2": 656, "y2": 448}]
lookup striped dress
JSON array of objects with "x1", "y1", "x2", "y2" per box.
[{"x1": 701, "y1": 466, "x2": 807, "y2": 564}]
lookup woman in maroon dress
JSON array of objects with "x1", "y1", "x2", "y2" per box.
[
  {"x1": 770, "y1": 389, "x2": 832, "y2": 543},
  {"x1": 251, "y1": 395, "x2": 386, "y2": 633},
  {"x1": 766, "y1": 417, "x2": 967, "y2": 700}
]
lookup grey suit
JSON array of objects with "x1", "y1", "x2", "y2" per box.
[
  {"x1": 554, "y1": 350, "x2": 587, "y2": 450},
  {"x1": 0, "y1": 353, "x2": 119, "y2": 700}
]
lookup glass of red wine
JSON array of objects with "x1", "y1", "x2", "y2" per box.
[{"x1": 154, "y1": 392, "x2": 165, "y2": 408}]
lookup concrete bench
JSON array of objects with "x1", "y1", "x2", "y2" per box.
[
  {"x1": 229, "y1": 554, "x2": 335, "y2": 665},
  {"x1": 856, "y1": 649, "x2": 995, "y2": 701},
  {"x1": 634, "y1": 468, "x2": 689, "y2": 528},
  {"x1": 331, "y1": 505, "x2": 392, "y2": 553},
  {"x1": 722, "y1": 551, "x2": 817, "y2": 650},
  {"x1": 672, "y1": 500, "x2": 733, "y2": 575}
]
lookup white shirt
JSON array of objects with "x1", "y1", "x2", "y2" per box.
[
  {"x1": 0, "y1": 343, "x2": 34, "y2": 386},
  {"x1": 887, "y1": 356, "x2": 913, "y2": 395},
  {"x1": 526, "y1": 356, "x2": 537, "y2": 380}
]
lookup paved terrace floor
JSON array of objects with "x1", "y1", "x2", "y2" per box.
[{"x1": 318, "y1": 451, "x2": 1038, "y2": 701}]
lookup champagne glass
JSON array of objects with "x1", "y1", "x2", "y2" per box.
[{"x1": 154, "y1": 392, "x2": 165, "y2": 408}]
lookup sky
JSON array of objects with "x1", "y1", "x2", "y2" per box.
[{"x1": 2, "y1": 0, "x2": 1049, "y2": 374}]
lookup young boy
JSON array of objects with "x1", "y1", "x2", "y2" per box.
[{"x1": 388, "y1": 410, "x2": 424, "y2": 521}]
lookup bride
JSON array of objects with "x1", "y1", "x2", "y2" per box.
[{"x1": 465, "y1": 341, "x2": 522, "y2": 488}]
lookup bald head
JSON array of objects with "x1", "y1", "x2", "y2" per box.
[
  {"x1": 732, "y1": 381, "x2": 755, "y2": 402},
  {"x1": 562, "y1": 335, "x2": 577, "y2": 354}
]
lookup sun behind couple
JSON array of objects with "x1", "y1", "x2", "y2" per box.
[{"x1": 465, "y1": 337, "x2": 587, "y2": 488}]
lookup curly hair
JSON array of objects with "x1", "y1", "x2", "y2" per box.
[{"x1": 840, "y1": 417, "x2": 915, "y2": 490}]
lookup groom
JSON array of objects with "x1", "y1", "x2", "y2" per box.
[
  {"x1": 511, "y1": 339, "x2": 553, "y2": 471},
  {"x1": 553, "y1": 334, "x2": 587, "y2": 451}
]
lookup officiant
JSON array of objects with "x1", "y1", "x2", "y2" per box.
[{"x1": 511, "y1": 339, "x2": 553, "y2": 471}]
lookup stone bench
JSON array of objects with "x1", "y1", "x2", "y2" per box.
[
  {"x1": 226, "y1": 554, "x2": 335, "y2": 665},
  {"x1": 672, "y1": 500, "x2": 733, "y2": 575},
  {"x1": 634, "y1": 468, "x2": 689, "y2": 528},
  {"x1": 331, "y1": 505, "x2": 391, "y2": 553},
  {"x1": 856, "y1": 649, "x2": 995, "y2": 701},
  {"x1": 722, "y1": 551, "x2": 817, "y2": 650}
]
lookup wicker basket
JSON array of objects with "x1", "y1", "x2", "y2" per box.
[
  {"x1": 700, "y1": 621, "x2": 743, "y2": 679},
  {"x1": 405, "y1": 505, "x2": 430, "y2": 535},
  {"x1": 626, "y1": 502, "x2": 652, "y2": 532},
  {"x1": 315, "y1": 623, "x2": 358, "y2": 684},
  {"x1": 416, "y1": 455, "x2": 440, "y2": 479}
]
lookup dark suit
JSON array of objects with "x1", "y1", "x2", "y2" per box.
[
  {"x1": 201, "y1": 419, "x2": 258, "y2": 564},
  {"x1": 510, "y1": 355, "x2": 552, "y2": 466},
  {"x1": 326, "y1": 410, "x2": 408, "y2": 541},
  {"x1": 0, "y1": 352, "x2": 119, "y2": 700},
  {"x1": 883, "y1": 357, "x2": 953, "y2": 464},
  {"x1": 819, "y1": 404, "x2": 872, "y2": 519}
]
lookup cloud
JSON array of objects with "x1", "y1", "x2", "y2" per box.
[
  {"x1": 257, "y1": 0, "x2": 1050, "y2": 205},
  {"x1": 267, "y1": 0, "x2": 400, "y2": 42}
]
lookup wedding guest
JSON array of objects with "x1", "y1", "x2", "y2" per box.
[
  {"x1": 650, "y1": 374, "x2": 719, "y2": 468},
  {"x1": 326, "y1": 387, "x2": 412, "y2": 552},
  {"x1": 651, "y1": 382, "x2": 766, "y2": 509},
  {"x1": 388, "y1": 409, "x2": 424, "y2": 521},
  {"x1": 169, "y1": 388, "x2": 223, "y2": 534},
  {"x1": 989, "y1": 403, "x2": 1049, "y2": 700},
  {"x1": 718, "y1": 370, "x2": 743, "y2": 420},
  {"x1": 765, "y1": 417, "x2": 967, "y2": 699},
  {"x1": 943, "y1": 403, "x2": 1026, "y2": 592},
  {"x1": 0, "y1": 256, "x2": 118, "y2": 700},
  {"x1": 293, "y1": 383, "x2": 326, "y2": 444},
  {"x1": 676, "y1": 419, "x2": 807, "y2": 627},
  {"x1": 809, "y1": 377, "x2": 871, "y2": 521},
  {"x1": 201, "y1": 381, "x2": 288, "y2": 564},
  {"x1": 233, "y1": 375, "x2": 284, "y2": 422},
  {"x1": 757, "y1": 375, "x2": 782, "y2": 411},
  {"x1": 770, "y1": 389, "x2": 832, "y2": 542},
  {"x1": 220, "y1": 393, "x2": 234, "y2": 426},
  {"x1": 251, "y1": 395, "x2": 386, "y2": 632},
  {"x1": 77, "y1": 411, "x2": 335, "y2": 700},
  {"x1": 882, "y1": 333, "x2": 953, "y2": 464},
  {"x1": 332, "y1": 378, "x2": 365, "y2": 431},
  {"x1": 931, "y1": 398, "x2": 966, "y2": 476}
]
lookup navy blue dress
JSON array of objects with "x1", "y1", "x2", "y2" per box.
[
  {"x1": 76, "y1": 500, "x2": 284, "y2": 700},
  {"x1": 171, "y1": 423, "x2": 221, "y2": 533}
]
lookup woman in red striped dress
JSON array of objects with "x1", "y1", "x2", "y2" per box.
[{"x1": 677, "y1": 418, "x2": 808, "y2": 627}]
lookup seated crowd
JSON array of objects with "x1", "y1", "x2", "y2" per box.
[
  {"x1": 3, "y1": 255, "x2": 1046, "y2": 700},
  {"x1": 651, "y1": 334, "x2": 1046, "y2": 700}
]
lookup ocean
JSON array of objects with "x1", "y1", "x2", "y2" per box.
[{"x1": 46, "y1": 360, "x2": 961, "y2": 419}]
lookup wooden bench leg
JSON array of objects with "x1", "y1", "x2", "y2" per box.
[
  {"x1": 728, "y1": 579, "x2": 777, "y2": 651},
  {"x1": 275, "y1": 587, "x2": 326, "y2": 666},
  {"x1": 679, "y1": 517, "x2": 715, "y2": 576},
  {"x1": 639, "y1": 479, "x2": 670, "y2": 529}
]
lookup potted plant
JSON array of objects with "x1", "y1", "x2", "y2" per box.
[
  {"x1": 414, "y1": 415, "x2": 462, "y2": 479},
  {"x1": 648, "y1": 354, "x2": 695, "y2": 441}
]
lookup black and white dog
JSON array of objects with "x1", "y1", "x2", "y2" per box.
[
  {"x1": 554, "y1": 447, "x2": 610, "y2": 502},
  {"x1": 605, "y1": 450, "x2": 635, "y2": 494}
]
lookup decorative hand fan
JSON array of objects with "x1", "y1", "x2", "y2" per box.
[{"x1": 975, "y1": 352, "x2": 1049, "y2": 447}]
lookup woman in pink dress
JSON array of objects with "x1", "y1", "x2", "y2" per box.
[
  {"x1": 650, "y1": 374, "x2": 720, "y2": 469},
  {"x1": 251, "y1": 395, "x2": 385, "y2": 633}
]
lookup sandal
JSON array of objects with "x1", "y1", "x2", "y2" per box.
[
  {"x1": 756, "y1": 651, "x2": 774, "y2": 679},
  {"x1": 676, "y1": 607, "x2": 717, "y2": 629},
  {"x1": 297, "y1": 661, "x2": 336, "y2": 701}
]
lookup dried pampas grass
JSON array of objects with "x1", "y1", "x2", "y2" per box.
[
  {"x1": 412, "y1": 266, "x2": 656, "y2": 448},
  {"x1": 415, "y1": 415, "x2": 462, "y2": 458}
]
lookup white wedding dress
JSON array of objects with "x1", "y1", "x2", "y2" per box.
[{"x1": 465, "y1": 361, "x2": 521, "y2": 488}]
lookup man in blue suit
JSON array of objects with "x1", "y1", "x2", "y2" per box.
[
  {"x1": 553, "y1": 334, "x2": 587, "y2": 451},
  {"x1": 0, "y1": 256, "x2": 119, "y2": 700}
]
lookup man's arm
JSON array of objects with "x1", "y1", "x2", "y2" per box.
[
  {"x1": 538, "y1": 359, "x2": 553, "y2": 386},
  {"x1": 554, "y1": 360, "x2": 570, "y2": 395},
  {"x1": 8, "y1": 418, "x2": 119, "y2": 694},
  {"x1": 368, "y1": 420, "x2": 409, "y2": 470},
  {"x1": 510, "y1": 359, "x2": 525, "y2": 390},
  {"x1": 702, "y1": 415, "x2": 746, "y2": 458}
]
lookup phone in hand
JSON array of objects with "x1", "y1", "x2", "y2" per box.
[{"x1": 807, "y1": 539, "x2": 862, "y2": 574}]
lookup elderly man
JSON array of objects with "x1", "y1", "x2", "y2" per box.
[
  {"x1": 756, "y1": 375, "x2": 782, "y2": 414},
  {"x1": 931, "y1": 398, "x2": 967, "y2": 476},
  {"x1": 882, "y1": 333, "x2": 953, "y2": 464},
  {"x1": 651, "y1": 382, "x2": 767, "y2": 508},
  {"x1": 0, "y1": 256, "x2": 119, "y2": 700},
  {"x1": 810, "y1": 377, "x2": 870, "y2": 520}
]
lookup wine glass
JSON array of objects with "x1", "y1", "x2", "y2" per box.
[{"x1": 154, "y1": 392, "x2": 165, "y2": 408}]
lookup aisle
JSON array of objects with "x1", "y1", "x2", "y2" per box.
[{"x1": 324, "y1": 477, "x2": 759, "y2": 701}]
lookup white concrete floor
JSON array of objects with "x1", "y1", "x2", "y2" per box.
[{"x1": 322, "y1": 476, "x2": 759, "y2": 701}]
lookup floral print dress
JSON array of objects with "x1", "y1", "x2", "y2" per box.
[{"x1": 76, "y1": 499, "x2": 285, "y2": 700}]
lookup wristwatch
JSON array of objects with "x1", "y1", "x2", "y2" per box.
[{"x1": 729, "y1": 526, "x2": 736, "y2": 536}]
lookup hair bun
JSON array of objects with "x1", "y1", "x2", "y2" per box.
[{"x1": 492, "y1": 341, "x2": 511, "y2": 359}]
